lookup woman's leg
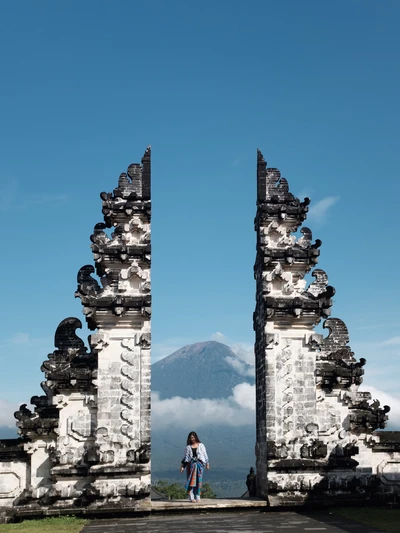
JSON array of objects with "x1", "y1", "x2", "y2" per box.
[
  {"x1": 195, "y1": 464, "x2": 204, "y2": 501},
  {"x1": 186, "y1": 464, "x2": 195, "y2": 501}
]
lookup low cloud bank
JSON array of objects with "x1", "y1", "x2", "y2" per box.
[
  {"x1": 210, "y1": 332, "x2": 255, "y2": 370},
  {"x1": 152, "y1": 382, "x2": 255, "y2": 429},
  {"x1": 225, "y1": 355, "x2": 254, "y2": 378},
  {"x1": 153, "y1": 382, "x2": 400, "y2": 432},
  {"x1": 230, "y1": 342, "x2": 255, "y2": 366}
]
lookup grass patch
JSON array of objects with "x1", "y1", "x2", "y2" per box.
[
  {"x1": 334, "y1": 507, "x2": 400, "y2": 533},
  {"x1": 0, "y1": 516, "x2": 88, "y2": 533}
]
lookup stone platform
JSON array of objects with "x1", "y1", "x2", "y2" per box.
[
  {"x1": 82, "y1": 510, "x2": 383, "y2": 533},
  {"x1": 151, "y1": 497, "x2": 268, "y2": 512}
]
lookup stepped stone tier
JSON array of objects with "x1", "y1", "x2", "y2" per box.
[
  {"x1": 0, "y1": 148, "x2": 152, "y2": 517},
  {"x1": 254, "y1": 149, "x2": 400, "y2": 505}
]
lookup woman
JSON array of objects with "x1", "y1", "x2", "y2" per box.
[{"x1": 180, "y1": 431, "x2": 210, "y2": 502}]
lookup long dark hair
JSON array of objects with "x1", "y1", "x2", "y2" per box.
[{"x1": 187, "y1": 431, "x2": 201, "y2": 445}]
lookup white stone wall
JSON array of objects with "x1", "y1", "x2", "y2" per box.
[
  {"x1": 92, "y1": 330, "x2": 149, "y2": 469},
  {"x1": 0, "y1": 461, "x2": 27, "y2": 507}
]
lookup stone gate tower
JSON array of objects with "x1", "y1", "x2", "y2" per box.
[
  {"x1": 74, "y1": 146, "x2": 152, "y2": 505},
  {"x1": 254, "y1": 150, "x2": 400, "y2": 505},
  {"x1": 0, "y1": 148, "x2": 152, "y2": 515}
]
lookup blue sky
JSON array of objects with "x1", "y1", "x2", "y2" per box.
[{"x1": 1, "y1": 1, "x2": 400, "y2": 430}]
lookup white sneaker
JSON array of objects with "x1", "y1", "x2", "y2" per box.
[{"x1": 195, "y1": 496, "x2": 201, "y2": 502}]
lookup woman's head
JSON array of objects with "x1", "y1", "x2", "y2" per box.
[{"x1": 187, "y1": 431, "x2": 200, "y2": 445}]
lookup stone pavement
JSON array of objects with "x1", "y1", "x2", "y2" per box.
[
  {"x1": 151, "y1": 497, "x2": 268, "y2": 511},
  {"x1": 81, "y1": 510, "x2": 385, "y2": 533}
]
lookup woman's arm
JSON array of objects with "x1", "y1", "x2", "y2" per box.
[
  {"x1": 180, "y1": 445, "x2": 190, "y2": 472},
  {"x1": 200, "y1": 443, "x2": 210, "y2": 469}
]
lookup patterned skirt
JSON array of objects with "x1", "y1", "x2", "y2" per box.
[{"x1": 185, "y1": 461, "x2": 204, "y2": 494}]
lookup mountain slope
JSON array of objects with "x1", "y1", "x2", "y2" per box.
[{"x1": 152, "y1": 341, "x2": 254, "y2": 399}]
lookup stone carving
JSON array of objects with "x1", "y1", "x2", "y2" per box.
[
  {"x1": 68, "y1": 411, "x2": 94, "y2": 440},
  {"x1": 300, "y1": 441, "x2": 327, "y2": 459},
  {"x1": 254, "y1": 148, "x2": 400, "y2": 505},
  {"x1": 41, "y1": 318, "x2": 96, "y2": 392},
  {"x1": 76, "y1": 265, "x2": 101, "y2": 297},
  {"x1": 14, "y1": 402, "x2": 58, "y2": 438},
  {"x1": 120, "y1": 335, "x2": 141, "y2": 447},
  {"x1": 0, "y1": 148, "x2": 151, "y2": 517},
  {"x1": 246, "y1": 467, "x2": 257, "y2": 496}
]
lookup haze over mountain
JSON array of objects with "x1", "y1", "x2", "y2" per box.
[{"x1": 152, "y1": 341, "x2": 254, "y2": 400}]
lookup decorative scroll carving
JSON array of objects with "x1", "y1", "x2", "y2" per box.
[
  {"x1": 315, "y1": 318, "x2": 368, "y2": 393},
  {"x1": 307, "y1": 269, "x2": 335, "y2": 301},
  {"x1": 41, "y1": 318, "x2": 96, "y2": 393},
  {"x1": 120, "y1": 338, "x2": 140, "y2": 446},
  {"x1": 76, "y1": 265, "x2": 101, "y2": 297},
  {"x1": 344, "y1": 393, "x2": 391, "y2": 432},
  {"x1": 321, "y1": 318, "x2": 350, "y2": 354},
  {"x1": 297, "y1": 227, "x2": 312, "y2": 248},
  {"x1": 14, "y1": 403, "x2": 58, "y2": 438}
]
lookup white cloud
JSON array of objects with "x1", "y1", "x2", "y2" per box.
[
  {"x1": 230, "y1": 342, "x2": 254, "y2": 365},
  {"x1": 211, "y1": 334, "x2": 256, "y2": 375},
  {"x1": 0, "y1": 399, "x2": 19, "y2": 427},
  {"x1": 225, "y1": 356, "x2": 254, "y2": 378},
  {"x1": 381, "y1": 336, "x2": 400, "y2": 347},
  {"x1": 357, "y1": 323, "x2": 400, "y2": 331},
  {"x1": 0, "y1": 178, "x2": 67, "y2": 212},
  {"x1": 0, "y1": 333, "x2": 52, "y2": 351},
  {"x1": 210, "y1": 333, "x2": 255, "y2": 364},
  {"x1": 10, "y1": 333, "x2": 30, "y2": 345},
  {"x1": 22, "y1": 193, "x2": 67, "y2": 208},
  {"x1": 231, "y1": 382, "x2": 255, "y2": 410},
  {"x1": 210, "y1": 332, "x2": 227, "y2": 343},
  {"x1": 152, "y1": 383, "x2": 255, "y2": 429},
  {"x1": 307, "y1": 196, "x2": 339, "y2": 223}
]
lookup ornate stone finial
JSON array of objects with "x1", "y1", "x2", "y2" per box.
[
  {"x1": 54, "y1": 317, "x2": 86, "y2": 354},
  {"x1": 41, "y1": 317, "x2": 95, "y2": 393},
  {"x1": 76, "y1": 265, "x2": 101, "y2": 297},
  {"x1": 257, "y1": 149, "x2": 291, "y2": 202},
  {"x1": 256, "y1": 149, "x2": 310, "y2": 228},
  {"x1": 76, "y1": 148, "x2": 152, "y2": 331}
]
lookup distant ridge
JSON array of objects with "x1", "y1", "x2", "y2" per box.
[
  {"x1": 0, "y1": 426, "x2": 17, "y2": 439},
  {"x1": 152, "y1": 340, "x2": 254, "y2": 400}
]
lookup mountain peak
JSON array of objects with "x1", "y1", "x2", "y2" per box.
[{"x1": 152, "y1": 341, "x2": 254, "y2": 400}]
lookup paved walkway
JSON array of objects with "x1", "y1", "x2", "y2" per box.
[{"x1": 81, "y1": 510, "x2": 384, "y2": 533}]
